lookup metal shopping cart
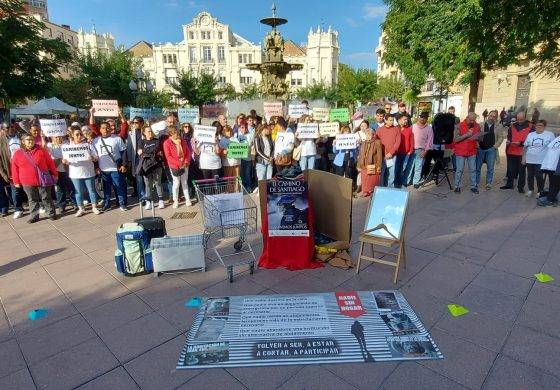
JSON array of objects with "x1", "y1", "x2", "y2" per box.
[{"x1": 193, "y1": 176, "x2": 258, "y2": 282}]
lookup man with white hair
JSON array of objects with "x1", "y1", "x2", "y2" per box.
[
  {"x1": 501, "y1": 111, "x2": 533, "y2": 191},
  {"x1": 476, "y1": 110, "x2": 505, "y2": 190},
  {"x1": 453, "y1": 112, "x2": 480, "y2": 193}
]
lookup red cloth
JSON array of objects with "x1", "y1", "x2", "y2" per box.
[
  {"x1": 376, "y1": 126, "x2": 401, "y2": 156},
  {"x1": 259, "y1": 196, "x2": 322, "y2": 271},
  {"x1": 163, "y1": 138, "x2": 191, "y2": 169},
  {"x1": 90, "y1": 121, "x2": 129, "y2": 139},
  {"x1": 11, "y1": 146, "x2": 58, "y2": 186},
  {"x1": 397, "y1": 126, "x2": 414, "y2": 155},
  {"x1": 507, "y1": 125, "x2": 531, "y2": 156},
  {"x1": 454, "y1": 121, "x2": 480, "y2": 157},
  {"x1": 359, "y1": 170, "x2": 381, "y2": 196}
]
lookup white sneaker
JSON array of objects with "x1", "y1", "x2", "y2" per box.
[
  {"x1": 526, "y1": 191, "x2": 533, "y2": 198},
  {"x1": 75, "y1": 207, "x2": 85, "y2": 217},
  {"x1": 119, "y1": 206, "x2": 127, "y2": 212},
  {"x1": 144, "y1": 201, "x2": 151, "y2": 210},
  {"x1": 252, "y1": 187, "x2": 259, "y2": 194},
  {"x1": 172, "y1": 201, "x2": 179, "y2": 209},
  {"x1": 83, "y1": 200, "x2": 89, "y2": 206},
  {"x1": 92, "y1": 207, "x2": 101, "y2": 215},
  {"x1": 39, "y1": 207, "x2": 46, "y2": 214},
  {"x1": 13, "y1": 211, "x2": 23, "y2": 219},
  {"x1": 185, "y1": 201, "x2": 192, "y2": 207},
  {"x1": 158, "y1": 200, "x2": 165, "y2": 209}
]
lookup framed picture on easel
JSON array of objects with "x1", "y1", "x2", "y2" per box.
[{"x1": 357, "y1": 187, "x2": 410, "y2": 283}]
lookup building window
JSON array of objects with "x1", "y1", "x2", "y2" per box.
[
  {"x1": 189, "y1": 31, "x2": 194, "y2": 40},
  {"x1": 201, "y1": 31, "x2": 211, "y2": 40},
  {"x1": 165, "y1": 77, "x2": 177, "y2": 85},
  {"x1": 203, "y1": 46, "x2": 212, "y2": 62},
  {"x1": 218, "y1": 31, "x2": 223, "y2": 40},
  {"x1": 238, "y1": 54, "x2": 252, "y2": 64},
  {"x1": 189, "y1": 46, "x2": 197, "y2": 63},
  {"x1": 240, "y1": 76, "x2": 253, "y2": 85},
  {"x1": 172, "y1": 54, "x2": 177, "y2": 64},
  {"x1": 238, "y1": 54, "x2": 243, "y2": 63},
  {"x1": 218, "y1": 46, "x2": 225, "y2": 62},
  {"x1": 218, "y1": 76, "x2": 226, "y2": 84},
  {"x1": 290, "y1": 79, "x2": 302, "y2": 86}
]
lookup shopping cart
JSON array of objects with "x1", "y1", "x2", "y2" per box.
[{"x1": 193, "y1": 176, "x2": 258, "y2": 282}]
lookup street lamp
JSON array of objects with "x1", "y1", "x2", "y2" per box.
[{"x1": 129, "y1": 68, "x2": 154, "y2": 106}]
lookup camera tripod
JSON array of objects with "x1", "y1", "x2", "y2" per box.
[{"x1": 421, "y1": 150, "x2": 453, "y2": 190}]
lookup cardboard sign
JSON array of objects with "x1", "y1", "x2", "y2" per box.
[
  {"x1": 312, "y1": 107, "x2": 330, "y2": 121},
  {"x1": 92, "y1": 99, "x2": 119, "y2": 117},
  {"x1": 227, "y1": 142, "x2": 249, "y2": 159},
  {"x1": 129, "y1": 107, "x2": 152, "y2": 121},
  {"x1": 263, "y1": 102, "x2": 284, "y2": 121},
  {"x1": 296, "y1": 123, "x2": 319, "y2": 139},
  {"x1": 335, "y1": 134, "x2": 357, "y2": 150},
  {"x1": 150, "y1": 120, "x2": 167, "y2": 137},
  {"x1": 319, "y1": 122, "x2": 340, "y2": 137},
  {"x1": 39, "y1": 119, "x2": 67, "y2": 137},
  {"x1": 178, "y1": 107, "x2": 200, "y2": 124},
  {"x1": 329, "y1": 108, "x2": 350, "y2": 122},
  {"x1": 177, "y1": 290, "x2": 443, "y2": 369},
  {"x1": 61, "y1": 144, "x2": 91, "y2": 163},
  {"x1": 288, "y1": 104, "x2": 308, "y2": 119},
  {"x1": 194, "y1": 125, "x2": 217, "y2": 143}
]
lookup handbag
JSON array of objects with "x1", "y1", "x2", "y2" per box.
[
  {"x1": 292, "y1": 144, "x2": 302, "y2": 161},
  {"x1": 366, "y1": 164, "x2": 377, "y2": 175},
  {"x1": 100, "y1": 136, "x2": 123, "y2": 170},
  {"x1": 23, "y1": 150, "x2": 56, "y2": 187},
  {"x1": 274, "y1": 153, "x2": 292, "y2": 166}
]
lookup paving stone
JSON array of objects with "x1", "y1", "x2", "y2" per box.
[
  {"x1": 100, "y1": 312, "x2": 180, "y2": 363},
  {"x1": 135, "y1": 276, "x2": 199, "y2": 310},
  {"x1": 0, "y1": 307, "x2": 14, "y2": 343},
  {"x1": 526, "y1": 282, "x2": 560, "y2": 312},
  {"x1": 455, "y1": 284, "x2": 525, "y2": 322},
  {"x1": 76, "y1": 366, "x2": 139, "y2": 389},
  {"x1": 0, "y1": 339, "x2": 26, "y2": 379},
  {"x1": 517, "y1": 299, "x2": 560, "y2": 339},
  {"x1": 502, "y1": 325, "x2": 560, "y2": 377},
  {"x1": 177, "y1": 368, "x2": 247, "y2": 389},
  {"x1": 471, "y1": 267, "x2": 534, "y2": 298},
  {"x1": 203, "y1": 274, "x2": 269, "y2": 296},
  {"x1": 443, "y1": 243, "x2": 496, "y2": 265},
  {"x1": 30, "y1": 337, "x2": 119, "y2": 390},
  {"x1": 487, "y1": 251, "x2": 543, "y2": 278},
  {"x1": 398, "y1": 286, "x2": 449, "y2": 329},
  {"x1": 482, "y1": 354, "x2": 560, "y2": 390},
  {"x1": 227, "y1": 364, "x2": 303, "y2": 389},
  {"x1": 156, "y1": 299, "x2": 199, "y2": 333},
  {"x1": 380, "y1": 362, "x2": 468, "y2": 390},
  {"x1": 322, "y1": 361, "x2": 398, "y2": 390},
  {"x1": 276, "y1": 365, "x2": 357, "y2": 390},
  {"x1": 0, "y1": 369, "x2": 36, "y2": 390}
]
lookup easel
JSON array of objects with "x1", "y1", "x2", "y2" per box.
[{"x1": 356, "y1": 223, "x2": 407, "y2": 284}]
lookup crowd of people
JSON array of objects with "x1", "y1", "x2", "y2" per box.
[{"x1": 0, "y1": 100, "x2": 558, "y2": 223}]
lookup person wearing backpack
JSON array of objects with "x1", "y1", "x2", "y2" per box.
[{"x1": 11, "y1": 133, "x2": 58, "y2": 223}]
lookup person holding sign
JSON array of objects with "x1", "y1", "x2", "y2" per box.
[
  {"x1": 295, "y1": 115, "x2": 318, "y2": 171},
  {"x1": 89, "y1": 106, "x2": 129, "y2": 140},
  {"x1": 47, "y1": 133, "x2": 75, "y2": 213},
  {"x1": 333, "y1": 125, "x2": 358, "y2": 179},
  {"x1": 453, "y1": 113, "x2": 480, "y2": 194},
  {"x1": 219, "y1": 125, "x2": 241, "y2": 178},
  {"x1": 356, "y1": 126, "x2": 383, "y2": 197},
  {"x1": 163, "y1": 126, "x2": 192, "y2": 208},
  {"x1": 376, "y1": 114, "x2": 401, "y2": 187},
  {"x1": 237, "y1": 122, "x2": 255, "y2": 192},
  {"x1": 64, "y1": 127, "x2": 101, "y2": 217},
  {"x1": 192, "y1": 122, "x2": 221, "y2": 179},
  {"x1": 273, "y1": 117, "x2": 295, "y2": 174}
]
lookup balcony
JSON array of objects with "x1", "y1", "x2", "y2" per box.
[{"x1": 201, "y1": 58, "x2": 214, "y2": 64}]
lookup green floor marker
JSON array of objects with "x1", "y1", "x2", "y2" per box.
[
  {"x1": 447, "y1": 304, "x2": 469, "y2": 317},
  {"x1": 535, "y1": 273, "x2": 554, "y2": 283}
]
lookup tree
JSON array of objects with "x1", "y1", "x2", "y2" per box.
[
  {"x1": 172, "y1": 71, "x2": 220, "y2": 114},
  {"x1": 295, "y1": 81, "x2": 338, "y2": 104},
  {"x1": 135, "y1": 90, "x2": 175, "y2": 109},
  {"x1": 382, "y1": 0, "x2": 560, "y2": 111},
  {"x1": 0, "y1": 0, "x2": 71, "y2": 103},
  {"x1": 47, "y1": 77, "x2": 90, "y2": 108},
  {"x1": 216, "y1": 83, "x2": 237, "y2": 101},
  {"x1": 335, "y1": 64, "x2": 378, "y2": 107},
  {"x1": 374, "y1": 77, "x2": 407, "y2": 102},
  {"x1": 238, "y1": 83, "x2": 261, "y2": 100}
]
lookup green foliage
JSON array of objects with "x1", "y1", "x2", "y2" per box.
[
  {"x1": 47, "y1": 77, "x2": 91, "y2": 108},
  {"x1": 335, "y1": 64, "x2": 378, "y2": 106},
  {"x1": 172, "y1": 71, "x2": 219, "y2": 108},
  {"x1": 295, "y1": 81, "x2": 338, "y2": 103},
  {"x1": 238, "y1": 83, "x2": 261, "y2": 100},
  {"x1": 216, "y1": 83, "x2": 237, "y2": 101},
  {"x1": 0, "y1": 0, "x2": 72, "y2": 103},
  {"x1": 374, "y1": 77, "x2": 407, "y2": 101},
  {"x1": 135, "y1": 90, "x2": 175, "y2": 108}
]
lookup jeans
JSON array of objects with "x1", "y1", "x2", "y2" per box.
[
  {"x1": 135, "y1": 174, "x2": 145, "y2": 201},
  {"x1": 410, "y1": 149, "x2": 425, "y2": 185},
  {"x1": 256, "y1": 162, "x2": 273, "y2": 181},
  {"x1": 11, "y1": 185, "x2": 24, "y2": 211},
  {"x1": 71, "y1": 177, "x2": 98, "y2": 207},
  {"x1": 162, "y1": 167, "x2": 173, "y2": 197},
  {"x1": 55, "y1": 171, "x2": 75, "y2": 209},
  {"x1": 475, "y1": 147, "x2": 497, "y2": 186},
  {"x1": 101, "y1": 171, "x2": 126, "y2": 207},
  {"x1": 395, "y1": 154, "x2": 413, "y2": 187},
  {"x1": 299, "y1": 155, "x2": 316, "y2": 171},
  {"x1": 505, "y1": 155, "x2": 526, "y2": 190},
  {"x1": 381, "y1": 158, "x2": 397, "y2": 187},
  {"x1": 240, "y1": 160, "x2": 254, "y2": 191},
  {"x1": 23, "y1": 185, "x2": 55, "y2": 219},
  {"x1": 526, "y1": 163, "x2": 544, "y2": 193},
  {"x1": 546, "y1": 172, "x2": 560, "y2": 202},
  {"x1": 0, "y1": 177, "x2": 10, "y2": 213},
  {"x1": 144, "y1": 167, "x2": 164, "y2": 201},
  {"x1": 455, "y1": 155, "x2": 477, "y2": 189}
]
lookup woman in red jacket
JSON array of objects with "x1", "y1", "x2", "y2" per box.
[
  {"x1": 11, "y1": 134, "x2": 58, "y2": 223},
  {"x1": 163, "y1": 126, "x2": 191, "y2": 208}
]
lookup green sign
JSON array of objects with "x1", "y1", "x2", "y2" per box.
[
  {"x1": 329, "y1": 108, "x2": 350, "y2": 122},
  {"x1": 227, "y1": 142, "x2": 249, "y2": 159}
]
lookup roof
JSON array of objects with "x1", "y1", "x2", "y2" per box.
[{"x1": 284, "y1": 40, "x2": 306, "y2": 57}]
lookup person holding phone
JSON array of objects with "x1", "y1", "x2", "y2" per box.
[{"x1": 453, "y1": 113, "x2": 480, "y2": 193}]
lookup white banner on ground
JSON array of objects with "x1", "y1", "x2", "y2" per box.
[
  {"x1": 92, "y1": 99, "x2": 119, "y2": 117},
  {"x1": 319, "y1": 122, "x2": 340, "y2": 137},
  {"x1": 288, "y1": 104, "x2": 308, "y2": 119},
  {"x1": 39, "y1": 119, "x2": 67, "y2": 137},
  {"x1": 61, "y1": 144, "x2": 91, "y2": 163},
  {"x1": 335, "y1": 134, "x2": 358, "y2": 150},
  {"x1": 194, "y1": 125, "x2": 217, "y2": 143},
  {"x1": 296, "y1": 123, "x2": 319, "y2": 139}
]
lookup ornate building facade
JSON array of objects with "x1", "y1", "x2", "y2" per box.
[{"x1": 129, "y1": 12, "x2": 339, "y2": 94}]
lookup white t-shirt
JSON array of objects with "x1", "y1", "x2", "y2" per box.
[
  {"x1": 540, "y1": 136, "x2": 560, "y2": 171},
  {"x1": 199, "y1": 142, "x2": 221, "y2": 170},
  {"x1": 524, "y1": 131, "x2": 555, "y2": 164},
  {"x1": 274, "y1": 131, "x2": 295, "y2": 157},
  {"x1": 299, "y1": 139, "x2": 317, "y2": 157},
  {"x1": 93, "y1": 135, "x2": 126, "y2": 172},
  {"x1": 8, "y1": 137, "x2": 20, "y2": 157},
  {"x1": 66, "y1": 143, "x2": 98, "y2": 179}
]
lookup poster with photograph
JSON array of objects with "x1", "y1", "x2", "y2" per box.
[
  {"x1": 266, "y1": 179, "x2": 309, "y2": 237},
  {"x1": 364, "y1": 187, "x2": 409, "y2": 240},
  {"x1": 373, "y1": 291, "x2": 401, "y2": 311},
  {"x1": 39, "y1": 119, "x2": 67, "y2": 137},
  {"x1": 177, "y1": 290, "x2": 442, "y2": 369},
  {"x1": 92, "y1": 99, "x2": 119, "y2": 117}
]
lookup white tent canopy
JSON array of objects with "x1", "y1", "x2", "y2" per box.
[{"x1": 9, "y1": 97, "x2": 86, "y2": 116}]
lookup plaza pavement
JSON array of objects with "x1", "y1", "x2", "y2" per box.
[{"x1": 0, "y1": 166, "x2": 559, "y2": 390}]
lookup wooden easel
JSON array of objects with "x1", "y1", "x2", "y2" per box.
[{"x1": 356, "y1": 223, "x2": 407, "y2": 283}]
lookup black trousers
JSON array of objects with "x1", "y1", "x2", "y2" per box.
[
  {"x1": 526, "y1": 163, "x2": 544, "y2": 193},
  {"x1": 23, "y1": 185, "x2": 55, "y2": 219},
  {"x1": 201, "y1": 169, "x2": 221, "y2": 180},
  {"x1": 505, "y1": 155, "x2": 526, "y2": 189},
  {"x1": 546, "y1": 171, "x2": 560, "y2": 202}
]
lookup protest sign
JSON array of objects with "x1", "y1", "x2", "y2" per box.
[
  {"x1": 129, "y1": 107, "x2": 152, "y2": 121},
  {"x1": 202, "y1": 103, "x2": 227, "y2": 118},
  {"x1": 263, "y1": 102, "x2": 283, "y2": 121},
  {"x1": 150, "y1": 120, "x2": 167, "y2": 137},
  {"x1": 177, "y1": 290, "x2": 442, "y2": 369},
  {"x1": 61, "y1": 144, "x2": 91, "y2": 163},
  {"x1": 296, "y1": 123, "x2": 319, "y2": 139},
  {"x1": 319, "y1": 122, "x2": 340, "y2": 137},
  {"x1": 312, "y1": 107, "x2": 330, "y2": 121},
  {"x1": 92, "y1": 99, "x2": 119, "y2": 117},
  {"x1": 288, "y1": 104, "x2": 308, "y2": 119},
  {"x1": 329, "y1": 108, "x2": 350, "y2": 122},
  {"x1": 178, "y1": 107, "x2": 200, "y2": 124},
  {"x1": 39, "y1": 119, "x2": 67, "y2": 137},
  {"x1": 267, "y1": 179, "x2": 309, "y2": 237},
  {"x1": 194, "y1": 125, "x2": 217, "y2": 143},
  {"x1": 335, "y1": 134, "x2": 358, "y2": 150},
  {"x1": 227, "y1": 142, "x2": 249, "y2": 159}
]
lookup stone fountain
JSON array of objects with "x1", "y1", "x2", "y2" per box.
[{"x1": 246, "y1": 3, "x2": 303, "y2": 99}]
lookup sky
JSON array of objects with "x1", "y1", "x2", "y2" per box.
[{"x1": 48, "y1": 0, "x2": 387, "y2": 69}]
